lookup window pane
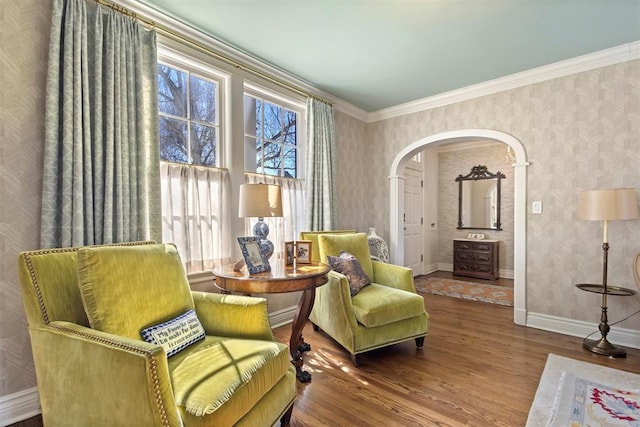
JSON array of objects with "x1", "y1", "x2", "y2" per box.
[
  {"x1": 283, "y1": 146, "x2": 296, "y2": 178},
  {"x1": 284, "y1": 110, "x2": 297, "y2": 145},
  {"x1": 263, "y1": 102, "x2": 283, "y2": 141},
  {"x1": 159, "y1": 117, "x2": 188, "y2": 163},
  {"x1": 191, "y1": 123, "x2": 217, "y2": 166},
  {"x1": 190, "y1": 75, "x2": 217, "y2": 124},
  {"x1": 255, "y1": 138, "x2": 263, "y2": 173},
  {"x1": 158, "y1": 65, "x2": 187, "y2": 117},
  {"x1": 262, "y1": 141, "x2": 283, "y2": 175}
]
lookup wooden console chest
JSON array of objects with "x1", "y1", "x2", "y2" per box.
[{"x1": 453, "y1": 239, "x2": 499, "y2": 280}]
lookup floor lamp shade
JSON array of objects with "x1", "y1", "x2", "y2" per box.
[{"x1": 578, "y1": 188, "x2": 638, "y2": 222}]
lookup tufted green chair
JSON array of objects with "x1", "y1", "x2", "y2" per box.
[
  {"x1": 18, "y1": 241, "x2": 296, "y2": 427},
  {"x1": 308, "y1": 233, "x2": 429, "y2": 365}
]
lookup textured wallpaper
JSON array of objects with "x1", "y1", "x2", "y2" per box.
[
  {"x1": 335, "y1": 60, "x2": 640, "y2": 330},
  {"x1": 0, "y1": 0, "x2": 50, "y2": 397}
]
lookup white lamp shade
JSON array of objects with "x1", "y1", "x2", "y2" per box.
[
  {"x1": 238, "y1": 183, "x2": 283, "y2": 218},
  {"x1": 578, "y1": 188, "x2": 638, "y2": 221}
]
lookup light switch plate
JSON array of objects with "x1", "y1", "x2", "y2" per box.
[{"x1": 532, "y1": 201, "x2": 543, "y2": 214}]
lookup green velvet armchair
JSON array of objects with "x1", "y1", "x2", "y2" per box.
[
  {"x1": 307, "y1": 233, "x2": 429, "y2": 365},
  {"x1": 18, "y1": 241, "x2": 296, "y2": 426}
]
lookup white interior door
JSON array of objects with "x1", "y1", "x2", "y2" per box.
[{"x1": 403, "y1": 163, "x2": 423, "y2": 275}]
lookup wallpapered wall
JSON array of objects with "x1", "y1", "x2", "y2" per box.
[
  {"x1": 334, "y1": 59, "x2": 640, "y2": 331},
  {"x1": 437, "y1": 144, "x2": 515, "y2": 272},
  {"x1": 0, "y1": 0, "x2": 50, "y2": 398}
]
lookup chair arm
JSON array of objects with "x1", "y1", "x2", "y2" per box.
[
  {"x1": 192, "y1": 291, "x2": 274, "y2": 341},
  {"x1": 312, "y1": 271, "x2": 358, "y2": 332},
  {"x1": 31, "y1": 321, "x2": 181, "y2": 427},
  {"x1": 372, "y1": 261, "x2": 417, "y2": 293}
]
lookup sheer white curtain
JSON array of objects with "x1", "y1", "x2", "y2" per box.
[
  {"x1": 245, "y1": 173, "x2": 306, "y2": 260},
  {"x1": 161, "y1": 162, "x2": 231, "y2": 273}
]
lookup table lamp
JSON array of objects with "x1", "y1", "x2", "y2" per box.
[
  {"x1": 577, "y1": 187, "x2": 638, "y2": 357},
  {"x1": 238, "y1": 183, "x2": 283, "y2": 260}
]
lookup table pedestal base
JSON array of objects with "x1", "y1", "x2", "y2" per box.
[{"x1": 290, "y1": 288, "x2": 316, "y2": 382}]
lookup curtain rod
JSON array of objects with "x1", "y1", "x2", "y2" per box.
[{"x1": 96, "y1": 0, "x2": 332, "y2": 106}]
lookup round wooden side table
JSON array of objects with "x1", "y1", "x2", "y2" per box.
[{"x1": 213, "y1": 261, "x2": 330, "y2": 382}]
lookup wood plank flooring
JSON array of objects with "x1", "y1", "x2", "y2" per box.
[
  {"x1": 9, "y1": 291, "x2": 640, "y2": 427},
  {"x1": 273, "y1": 292, "x2": 640, "y2": 427}
]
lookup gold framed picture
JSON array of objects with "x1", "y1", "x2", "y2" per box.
[
  {"x1": 295, "y1": 240, "x2": 312, "y2": 264},
  {"x1": 284, "y1": 241, "x2": 295, "y2": 266}
]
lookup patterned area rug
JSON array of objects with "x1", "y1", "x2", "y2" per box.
[
  {"x1": 527, "y1": 354, "x2": 640, "y2": 427},
  {"x1": 414, "y1": 276, "x2": 513, "y2": 306}
]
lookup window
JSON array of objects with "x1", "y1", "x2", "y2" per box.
[
  {"x1": 158, "y1": 63, "x2": 221, "y2": 167},
  {"x1": 244, "y1": 88, "x2": 304, "y2": 178},
  {"x1": 157, "y1": 50, "x2": 231, "y2": 274}
]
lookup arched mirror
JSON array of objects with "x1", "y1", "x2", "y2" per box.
[{"x1": 456, "y1": 165, "x2": 506, "y2": 230}]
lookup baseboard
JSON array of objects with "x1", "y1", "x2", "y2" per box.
[
  {"x1": 269, "y1": 305, "x2": 298, "y2": 329},
  {"x1": 0, "y1": 387, "x2": 40, "y2": 425},
  {"x1": 527, "y1": 311, "x2": 640, "y2": 350},
  {"x1": 438, "y1": 263, "x2": 453, "y2": 272}
]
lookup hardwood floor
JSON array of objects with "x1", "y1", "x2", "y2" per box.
[
  {"x1": 273, "y1": 292, "x2": 639, "y2": 427},
  {"x1": 9, "y1": 292, "x2": 639, "y2": 427}
]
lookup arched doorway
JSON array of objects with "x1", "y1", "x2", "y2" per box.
[{"x1": 389, "y1": 129, "x2": 528, "y2": 325}]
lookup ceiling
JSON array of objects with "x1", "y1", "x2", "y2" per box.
[{"x1": 137, "y1": 0, "x2": 640, "y2": 113}]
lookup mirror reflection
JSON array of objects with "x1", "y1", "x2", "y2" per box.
[{"x1": 456, "y1": 165, "x2": 505, "y2": 230}]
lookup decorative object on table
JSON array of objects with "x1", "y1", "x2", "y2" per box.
[
  {"x1": 576, "y1": 187, "x2": 638, "y2": 357},
  {"x1": 367, "y1": 227, "x2": 389, "y2": 263},
  {"x1": 238, "y1": 183, "x2": 283, "y2": 260},
  {"x1": 295, "y1": 240, "x2": 312, "y2": 264},
  {"x1": 526, "y1": 354, "x2": 640, "y2": 427},
  {"x1": 237, "y1": 236, "x2": 271, "y2": 274},
  {"x1": 284, "y1": 241, "x2": 294, "y2": 266},
  {"x1": 466, "y1": 232, "x2": 485, "y2": 239}
]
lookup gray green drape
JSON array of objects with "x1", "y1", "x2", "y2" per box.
[
  {"x1": 305, "y1": 98, "x2": 337, "y2": 230},
  {"x1": 42, "y1": 0, "x2": 161, "y2": 247}
]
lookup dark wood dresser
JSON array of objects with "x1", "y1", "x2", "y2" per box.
[{"x1": 453, "y1": 239, "x2": 499, "y2": 280}]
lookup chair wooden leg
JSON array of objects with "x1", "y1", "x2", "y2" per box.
[
  {"x1": 415, "y1": 336, "x2": 425, "y2": 349},
  {"x1": 280, "y1": 405, "x2": 294, "y2": 426}
]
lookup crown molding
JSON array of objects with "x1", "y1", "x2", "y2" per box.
[
  {"x1": 116, "y1": 0, "x2": 369, "y2": 121},
  {"x1": 110, "y1": 2, "x2": 638, "y2": 125},
  {"x1": 367, "y1": 41, "x2": 640, "y2": 123}
]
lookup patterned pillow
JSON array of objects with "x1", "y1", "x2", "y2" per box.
[
  {"x1": 141, "y1": 309, "x2": 205, "y2": 357},
  {"x1": 327, "y1": 251, "x2": 371, "y2": 296}
]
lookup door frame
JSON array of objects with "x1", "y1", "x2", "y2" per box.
[
  {"x1": 388, "y1": 129, "x2": 529, "y2": 325},
  {"x1": 403, "y1": 160, "x2": 424, "y2": 274}
]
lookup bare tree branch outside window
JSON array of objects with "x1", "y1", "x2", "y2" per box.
[
  {"x1": 158, "y1": 64, "x2": 219, "y2": 166},
  {"x1": 244, "y1": 94, "x2": 297, "y2": 178}
]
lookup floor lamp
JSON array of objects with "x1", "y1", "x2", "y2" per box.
[
  {"x1": 238, "y1": 183, "x2": 283, "y2": 259},
  {"x1": 577, "y1": 188, "x2": 638, "y2": 357}
]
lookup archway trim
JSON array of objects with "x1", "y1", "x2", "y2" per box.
[{"x1": 388, "y1": 129, "x2": 528, "y2": 325}]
